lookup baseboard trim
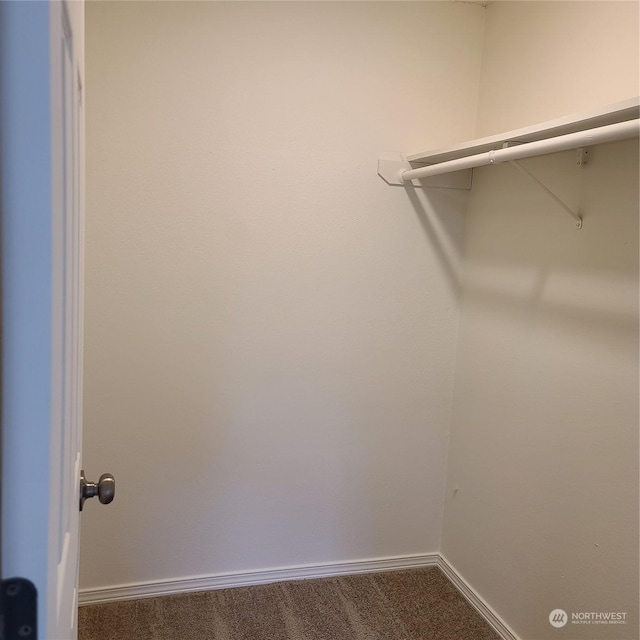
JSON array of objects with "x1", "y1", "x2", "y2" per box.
[
  {"x1": 437, "y1": 555, "x2": 521, "y2": 640},
  {"x1": 78, "y1": 553, "x2": 439, "y2": 606},
  {"x1": 79, "y1": 551, "x2": 521, "y2": 640}
]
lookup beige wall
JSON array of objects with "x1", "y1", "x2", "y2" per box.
[
  {"x1": 475, "y1": 1, "x2": 640, "y2": 136},
  {"x1": 442, "y1": 2, "x2": 639, "y2": 639},
  {"x1": 82, "y1": 3, "x2": 640, "y2": 636},
  {"x1": 80, "y1": 1, "x2": 485, "y2": 589}
]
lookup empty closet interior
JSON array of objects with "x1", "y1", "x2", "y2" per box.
[{"x1": 79, "y1": 2, "x2": 639, "y2": 639}]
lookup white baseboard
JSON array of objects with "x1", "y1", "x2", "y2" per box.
[
  {"x1": 78, "y1": 552, "x2": 439, "y2": 606},
  {"x1": 437, "y1": 555, "x2": 521, "y2": 640},
  {"x1": 79, "y1": 551, "x2": 521, "y2": 640}
]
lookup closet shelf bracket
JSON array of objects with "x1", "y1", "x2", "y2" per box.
[
  {"x1": 576, "y1": 147, "x2": 589, "y2": 166},
  {"x1": 377, "y1": 152, "x2": 472, "y2": 189},
  {"x1": 508, "y1": 160, "x2": 583, "y2": 230}
]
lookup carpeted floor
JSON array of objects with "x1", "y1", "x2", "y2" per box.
[{"x1": 78, "y1": 567, "x2": 500, "y2": 640}]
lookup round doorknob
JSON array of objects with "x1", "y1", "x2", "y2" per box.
[
  {"x1": 80, "y1": 470, "x2": 116, "y2": 511},
  {"x1": 97, "y1": 473, "x2": 115, "y2": 505}
]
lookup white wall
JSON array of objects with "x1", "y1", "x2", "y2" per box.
[
  {"x1": 80, "y1": 1, "x2": 485, "y2": 590},
  {"x1": 442, "y1": 2, "x2": 639, "y2": 639}
]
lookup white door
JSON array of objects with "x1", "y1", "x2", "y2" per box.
[{"x1": 1, "y1": 1, "x2": 86, "y2": 638}]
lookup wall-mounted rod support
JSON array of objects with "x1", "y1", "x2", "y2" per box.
[
  {"x1": 399, "y1": 119, "x2": 639, "y2": 182},
  {"x1": 508, "y1": 160, "x2": 582, "y2": 229}
]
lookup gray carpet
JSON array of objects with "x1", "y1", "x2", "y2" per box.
[{"x1": 78, "y1": 567, "x2": 500, "y2": 640}]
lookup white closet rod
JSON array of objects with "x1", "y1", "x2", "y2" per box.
[{"x1": 400, "y1": 118, "x2": 639, "y2": 182}]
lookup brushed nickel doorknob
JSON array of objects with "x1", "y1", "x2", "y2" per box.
[{"x1": 80, "y1": 470, "x2": 115, "y2": 511}]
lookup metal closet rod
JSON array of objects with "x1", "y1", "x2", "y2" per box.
[{"x1": 400, "y1": 118, "x2": 640, "y2": 182}]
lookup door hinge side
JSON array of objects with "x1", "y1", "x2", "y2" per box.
[{"x1": 0, "y1": 578, "x2": 37, "y2": 640}]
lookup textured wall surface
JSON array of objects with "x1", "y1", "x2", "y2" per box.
[
  {"x1": 443, "y1": 2, "x2": 639, "y2": 639},
  {"x1": 80, "y1": 1, "x2": 485, "y2": 589}
]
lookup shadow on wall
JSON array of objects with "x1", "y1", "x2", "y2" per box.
[
  {"x1": 458, "y1": 142, "x2": 638, "y2": 338},
  {"x1": 443, "y1": 137, "x2": 639, "y2": 636},
  {"x1": 403, "y1": 182, "x2": 467, "y2": 296}
]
